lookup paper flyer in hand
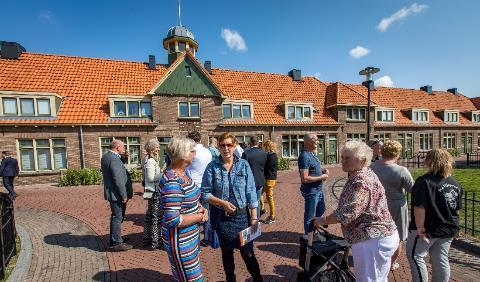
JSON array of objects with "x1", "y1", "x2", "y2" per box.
[{"x1": 239, "y1": 222, "x2": 261, "y2": 246}]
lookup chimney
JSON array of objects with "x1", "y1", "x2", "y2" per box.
[
  {"x1": 0, "y1": 41, "x2": 26, "y2": 59},
  {"x1": 148, "y1": 55, "x2": 156, "y2": 70},
  {"x1": 204, "y1": 60, "x2": 212, "y2": 74},
  {"x1": 447, "y1": 88, "x2": 458, "y2": 95},
  {"x1": 420, "y1": 85, "x2": 432, "y2": 94},
  {"x1": 289, "y1": 69, "x2": 302, "y2": 81}
]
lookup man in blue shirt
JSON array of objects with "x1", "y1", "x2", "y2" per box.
[{"x1": 298, "y1": 133, "x2": 329, "y2": 234}]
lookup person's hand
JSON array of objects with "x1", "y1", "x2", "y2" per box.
[
  {"x1": 198, "y1": 204, "x2": 206, "y2": 214},
  {"x1": 313, "y1": 217, "x2": 323, "y2": 228},
  {"x1": 223, "y1": 201, "x2": 237, "y2": 214},
  {"x1": 322, "y1": 168, "x2": 329, "y2": 175},
  {"x1": 322, "y1": 174, "x2": 329, "y2": 181},
  {"x1": 122, "y1": 198, "x2": 128, "y2": 204},
  {"x1": 200, "y1": 209, "x2": 209, "y2": 223},
  {"x1": 417, "y1": 227, "x2": 426, "y2": 237},
  {"x1": 250, "y1": 219, "x2": 259, "y2": 233}
]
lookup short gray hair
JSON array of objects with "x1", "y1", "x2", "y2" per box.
[
  {"x1": 166, "y1": 137, "x2": 196, "y2": 161},
  {"x1": 341, "y1": 140, "x2": 373, "y2": 168},
  {"x1": 144, "y1": 138, "x2": 160, "y2": 154},
  {"x1": 303, "y1": 132, "x2": 316, "y2": 142},
  {"x1": 110, "y1": 139, "x2": 124, "y2": 150}
]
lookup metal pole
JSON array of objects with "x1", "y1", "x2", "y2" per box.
[{"x1": 367, "y1": 80, "x2": 372, "y2": 142}]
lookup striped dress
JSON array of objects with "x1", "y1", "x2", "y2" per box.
[{"x1": 160, "y1": 169, "x2": 204, "y2": 282}]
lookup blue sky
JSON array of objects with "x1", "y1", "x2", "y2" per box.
[{"x1": 2, "y1": 0, "x2": 480, "y2": 97}]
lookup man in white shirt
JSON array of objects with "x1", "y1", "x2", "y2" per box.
[{"x1": 186, "y1": 131, "x2": 212, "y2": 246}]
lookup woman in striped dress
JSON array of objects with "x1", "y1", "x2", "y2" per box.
[{"x1": 161, "y1": 137, "x2": 208, "y2": 282}]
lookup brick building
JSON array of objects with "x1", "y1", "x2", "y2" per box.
[{"x1": 1, "y1": 25, "x2": 479, "y2": 184}]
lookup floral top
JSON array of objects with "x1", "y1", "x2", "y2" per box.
[{"x1": 334, "y1": 167, "x2": 397, "y2": 244}]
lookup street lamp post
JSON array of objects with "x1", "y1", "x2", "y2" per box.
[{"x1": 359, "y1": 67, "x2": 380, "y2": 142}]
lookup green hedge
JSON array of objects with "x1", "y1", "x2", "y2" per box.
[
  {"x1": 58, "y1": 168, "x2": 102, "y2": 186},
  {"x1": 129, "y1": 168, "x2": 142, "y2": 183},
  {"x1": 278, "y1": 157, "x2": 290, "y2": 170}
]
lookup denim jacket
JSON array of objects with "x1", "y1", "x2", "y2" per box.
[{"x1": 201, "y1": 156, "x2": 258, "y2": 209}]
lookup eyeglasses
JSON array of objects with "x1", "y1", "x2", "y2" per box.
[{"x1": 219, "y1": 143, "x2": 235, "y2": 148}]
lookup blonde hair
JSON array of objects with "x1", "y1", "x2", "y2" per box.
[
  {"x1": 218, "y1": 132, "x2": 237, "y2": 145},
  {"x1": 166, "y1": 137, "x2": 196, "y2": 161},
  {"x1": 381, "y1": 140, "x2": 402, "y2": 159},
  {"x1": 341, "y1": 140, "x2": 373, "y2": 168},
  {"x1": 425, "y1": 149, "x2": 454, "y2": 177},
  {"x1": 263, "y1": 140, "x2": 277, "y2": 153}
]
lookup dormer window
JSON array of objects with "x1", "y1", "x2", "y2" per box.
[
  {"x1": 285, "y1": 103, "x2": 313, "y2": 120},
  {"x1": 376, "y1": 108, "x2": 394, "y2": 122},
  {"x1": 472, "y1": 112, "x2": 480, "y2": 122},
  {"x1": 346, "y1": 108, "x2": 366, "y2": 121},
  {"x1": 223, "y1": 101, "x2": 253, "y2": 119},
  {"x1": 109, "y1": 95, "x2": 152, "y2": 118},
  {"x1": 0, "y1": 91, "x2": 60, "y2": 117},
  {"x1": 412, "y1": 110, "x2": 429, "y2": 123},
  {"x1": 445, "y1": 111, "x2": 459, "y2": 123}
]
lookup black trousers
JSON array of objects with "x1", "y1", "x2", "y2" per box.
[
  {"x1": 2, "y1": 176, "x2": 15, "y2": 196},
  {"x1": 221, "y1": 244, "x2": 263, "y2": 282}
]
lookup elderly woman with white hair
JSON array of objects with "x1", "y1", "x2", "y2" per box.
[
  {"x1": 160, "y1": 137, "x2": 208, "y2": 281},
  {"x1": 314, "y1": 141, "x2": 399, "y2": 282}
]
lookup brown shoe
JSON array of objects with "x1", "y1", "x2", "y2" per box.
[{"x1": 109, "y1": 243, "x2": 133, "y2": 252}]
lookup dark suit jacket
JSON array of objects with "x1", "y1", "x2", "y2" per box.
[
  {"x1": 242, "y1": 146, "x2": 267, "y2": 187},
  {"x1": 0, "y1": 157, "x2": 19, "y2": 177},
  {"x1": 101, "y1": 151, "x2": 132, "y2": 202}
]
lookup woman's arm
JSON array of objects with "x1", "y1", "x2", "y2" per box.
[
  {"x1": 161, "y1": 180, "x2": 203, "y2": 228},
  {"x1": 333, "y1": 181, "x2": 369, "y2": 225},
  {"x1": 414, "y1": 206, "x2": 426, "y2": 237},
  {"x1": 244, "y1": 161, "x2": 259, "y2": 209}
]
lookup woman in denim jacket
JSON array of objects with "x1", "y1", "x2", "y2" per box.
[{"x1": 201, "y1": 132, "x2": 263, "y2": 282}]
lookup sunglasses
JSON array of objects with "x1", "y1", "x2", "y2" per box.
[{"x1": 219, "y1": 143, "x2": 235, "y2": 148}]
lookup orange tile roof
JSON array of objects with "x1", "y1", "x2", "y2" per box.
[{"x1": 471, "y1": 97, "x2": 480, "y2": 110}]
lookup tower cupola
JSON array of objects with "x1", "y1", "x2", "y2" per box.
[{"x1": 163, "y1": 25, "x2": 198, "y2": 65}]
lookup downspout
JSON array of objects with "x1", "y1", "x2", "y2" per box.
[{"x1": 79, "y1": 126, "x2": 86, "y2": 169}]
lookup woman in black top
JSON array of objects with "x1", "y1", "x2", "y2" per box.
[
  {"x1": 406, "y1": 148, "x2": 462, "y2": 282},
  {"x1": 260, "y1": 140, "x2": 278, "y2": 224}
]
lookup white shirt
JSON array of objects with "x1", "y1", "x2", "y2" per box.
[
  {"x1": 187, "y1": 143, "x2": 212, "y2": 187},
  {"x1": 234, "y1": 145, "x2": 244, "y2": 159}
]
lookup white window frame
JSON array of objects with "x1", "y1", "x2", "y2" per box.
[
  {"x1": 373, "y1": 133, "x2": 392, "y2": 142},
  {"x1": 444, "y1": 110, "x2": 459, "y2": 123},
  {"x1": 347, "y1": 133, "x2": 366, "y2": 142},
  {"x1": 99, "y1": 136, "x2": 142, "y2": 166},
  {"x1": 284, "y1": 102, "x2": 314, "y2": 120},
  {"x1": 472, "y1": 111, "x2": 480, "y2": 123},
  {"x1": 443, "y1": 132, "x2": 456, "y2": 149},
  {"x1": 0, "y1": 91, "x2": 60, "y2": 117},
  {"x1": 282, "y1": 134, "x2": 304, "y2": 158},
  {"x1": 16, "y1": 138, "x2": 68, "y2": 172},
  {"x1": 375, "y1": 108, "x2": 395, "y2": 122},
  {"x1": 235, "y1": 135, "x2": 264, "y2": 145},
  {"x1": 412, "y1": 109, "x2": 429, "y2": 123},
  {"x1": 108, "y1": 95, "x2": 152, "y2": 118},
  {"x1": 178, "y1": 101, "x2": 200, "y2": 118},
  {"x1": 346, "y1": 108, "x2": 366, "y2": 121},
  {"x1": 419, "y1": 133, "x2": 434, "y2": 151},
  {"x1": 223, "y1": 100, "x2": 254, "y2": 119}
]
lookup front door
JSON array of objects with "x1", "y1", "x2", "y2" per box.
[
  {"x1": 317, "y1": 135, "x2": 326, "y2": 164},
  {"x1": 157, "y1": 137, "x2": 172, "y2": 167},
  {"x1": 405, "y1": 133, "x2": 414, "y2": 158},
  {"x1": 327, "y1": 135, "x2": 338, "y2": 164}
]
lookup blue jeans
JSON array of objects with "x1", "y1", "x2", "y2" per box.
[
  {"x1": 109, "y1": 201, "x2": 125, "y2": 246},
  {"x1": 256, "y1": 186, "x2": 263, "y2": 217},
  {"x1": 301, "y1": 190, "x2": 325, "y2": 234}
]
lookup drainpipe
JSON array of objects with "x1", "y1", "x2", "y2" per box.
[{"x1": 79, "y1": 126, "x2": 86, "y2": 169}]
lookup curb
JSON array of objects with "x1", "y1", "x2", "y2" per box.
[
  {"x1": 452, "y1": 237, "x2": 480, "y2": 256},
  {"x1": 8, "y1": 224, "x2": 32, "y2": 282}
]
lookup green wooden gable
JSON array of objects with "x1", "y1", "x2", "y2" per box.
[{"x1": 154, "y1": 57, "x2": 221, "y2": 97}]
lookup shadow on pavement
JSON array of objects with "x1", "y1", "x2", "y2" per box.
[
  {"x1": 256, "y1": 231, "x2": 302, "y2": 244},
  {"x1": 44, "y1": 232, "x2": 106, "y2": 252},
  {"x1": 257, "y1": 243, "x2": 299, "y2": 259},
  {"x1": 92, "y1": 268, "x2": 173, "y2": 281},
  {"x1": 124, "y1": 213, "x2": 146, "y2": 227}
]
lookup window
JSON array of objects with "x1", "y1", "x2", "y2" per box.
[
  {"x1": 100, "y1": 137, "x2": 141, "y2": 165},
  {"x1": 20, "y1": 98, "x2": 35, "y2": 115},
  {"x1": 419, "y1": 133, "x2": 434, "y2": 151},
  {"x1": 1, "y1": 96, "x2": 55, "y2": 117},
  {"x1": 236, "y1": 135, "x2": 264, "y2": 146},
  {"x1": 472, "y1": 112, "x2": 480, "y2": 122},
  {"x1": 2, "y1": 98, "x2": 17, "y2": 115},
  {"x1": 282, "y1": 135, "x2": 304, "y2": 157},
  {"x1": 223, "y1": 102, "x2": 253, "y2": 119},
  {"x1": 376, "y1": 109, "x2": 394, "y2": 122},
  {"x1": 178, "y1": 42, "x2": 186, "y2": 52},
  {"x1": 413, "y1": 110, "x2": 429, "y2": 122},
  {"x1": 445, "y1": 111, "x2": 459, "y2": 123},
  {"x1": 286, "y1": 105, "x2": 313, "y2": 120},
  {"x1": 346, "y1": 108, "x2": 366, "y2": 121},
  {"x1": 374, "y1": 133, "x2": 391, "y2": 142},
  {"x1": 178, "y1": 102, "x2": 200, "y2": 118},
  {"x1": 443, "y1": 133, "x2": 456, "y2": 149},
  {"x1": 347, "y1": 133, "x2": 366, "y2": 142},
  {"x1": 18, "y1": 138, "x2": 67, "y2": 171},
  {"x1": 113, "y1": 100, "x2": 151, "y2": 117},
  {"x1": 461, "y1": 133, "x2": 473, "y2": 154},
  {"x1": 37, "y1": 99, "x2": 51, "y2": 115},
  {"x1": 169, "y1": 43, "x2": 176, "y2": 53},
  {"x1": 185, "y1": 66, "x2": 192, "y2": 77}
]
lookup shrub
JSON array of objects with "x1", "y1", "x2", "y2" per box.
[
  {"x1": 59, "y1": 168, "x2": 102, "y2": 186},
  {"x1": 277, "y1": 157, "x2": 290, "y2": 170},
  {"x1": 447, "y1": 148, "x2": 459, "y2": 157},
  {"x1": 129, "y1": 168, "x2": 142, "y2": 183}
]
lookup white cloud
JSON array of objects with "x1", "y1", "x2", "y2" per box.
[
  {"x1": 221, "y1": 28, "x2": 247, "y2": 52},
  {"x1": 349, "y1": 46, "x2": 370, "y2": 59},
  {"x1": 377, "y1": 3, "x2": 428, "y2": 32},
  {"x1": 375, "y1": 75, "x2": 395, "y2": 87},
  {"x1": 314, "y1": 72, "x2": 321, "y2": 80},
  {"x1": 39, "y1": 10, "x2": 55, "y2": 23}
]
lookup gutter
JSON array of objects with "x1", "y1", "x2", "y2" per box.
[{"x1": 79, "y1": 126, "x2": 86, "y2": 169}]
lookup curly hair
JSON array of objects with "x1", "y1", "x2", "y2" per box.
[
  {"x1": 381, "y1": 140, "x2": 402, "y2": 159},
  {"x1": 166, "y1": 137, "x2": 196, "y2": 161},
  {"x1": 342, "y1": 140, "x2": 373, "y2": 168},
  {"x1": 263, "y1": 140, "x2": 277, "y2": 153},
  {"x1": 425, "y1": 148, "x2": 454, "y2": 177},
  {"x1": 218, "y1": 132, "x2": 237, "y2": 145}
]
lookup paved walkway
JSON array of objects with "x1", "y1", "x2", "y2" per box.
[{"x1": 10, "y1": 166, "x2": 480, "y2": 281}]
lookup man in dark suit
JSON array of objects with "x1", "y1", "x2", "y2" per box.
[
  {"x1": 0, "y1": 151, "x2": 19, "y2": 200},
  {"x1": 101, "y1": 140, "x2": 133, "y2": 252},
  {"x1": 242, "y1": 136, "x2": 267, "y2": 216}
]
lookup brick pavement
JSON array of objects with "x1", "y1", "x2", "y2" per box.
[{"x1": 13, "y1": 166, "x2": 480, "y2": 281}]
